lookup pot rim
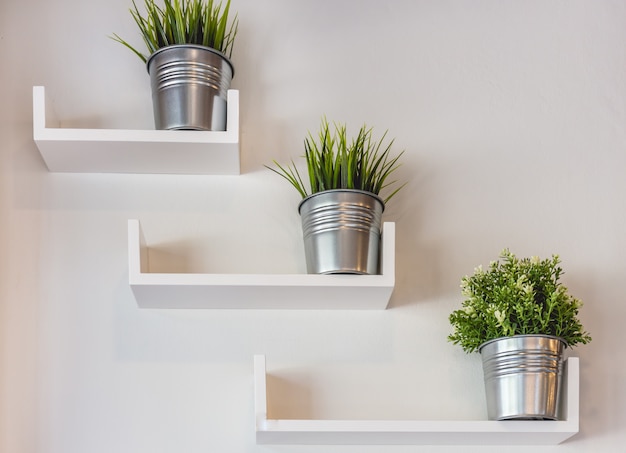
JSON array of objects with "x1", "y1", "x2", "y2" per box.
[
  {"x1": 297, "y1": 189, "x2": 385, "y2": 214},
  {"x1": 478, "y1": 334, "x2": 569, "y2": 353},
  {"x1": 146, "y1": 43, "x2": 235, "y2": 77}
]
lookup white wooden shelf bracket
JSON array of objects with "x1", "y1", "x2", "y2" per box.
[
  {"x1": 128, "y1": 219, "x2": 395, "y2": 309},
  {"x1": 254, "y1": 355, "x2": 579, "y2": 445},
  {"x1": 32, "y1": 85, "x2": 240, "y2": 174}
]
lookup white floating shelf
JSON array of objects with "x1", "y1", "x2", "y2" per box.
[
  {"x1": 128, "y1": 219, "x2": 395, "y2": 309},
  {"x1": 254, "y1": 355, "x2": 579, "y2": 445},
  {"x1": 32, "y1": 86, "x2": 240, "y2": 174}
]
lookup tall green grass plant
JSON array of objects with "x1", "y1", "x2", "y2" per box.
[
  {"x1": 112, "y1": 0, "x2": 238, "y2": 63},
  {"x1": 268, "y1": 118, "x2": 405, "y2": 204}
]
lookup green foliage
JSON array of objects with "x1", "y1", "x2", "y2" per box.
[
  {"x1": 448, "y1": 249, "x2": 592, "y2": 353},
  {"x1": 266, "y1": 118, "x2": 406, "y2": 204},
  {"x1": 111, "y1": 0, "x2": 238, "y2": 63}
]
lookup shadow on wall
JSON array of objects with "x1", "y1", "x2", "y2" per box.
[
  {"x1": 384, "y1": 160, "x2": 447, "y2": 309},
  {"x1": 266, "y1": 373, "x2": 313, "y2": 420}
]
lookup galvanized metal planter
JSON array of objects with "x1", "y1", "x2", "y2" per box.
[
  {"x1": 479, "y1": 335, "x2": 567, "y2": 421},
  {"x1": 298, "y1": 189, "x2": 384, "y2": 275},
  {"x1": 146, "y1": 44, "x2": 234, "y2": 131}
]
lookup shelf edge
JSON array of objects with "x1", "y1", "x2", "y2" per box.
[{"x1": 33, "y1": 86, "x2": 239, "y2": 140}]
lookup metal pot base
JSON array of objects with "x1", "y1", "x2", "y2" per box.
[
  {"x1": 147, "y1": 44, "x2": 234, "y2": 131},
  {"x1": 298, "y1": 190, "x2": 384, "y2": 275},
  {"x1": 479, "y1": 335, "x2": 566, "y2": 421}
]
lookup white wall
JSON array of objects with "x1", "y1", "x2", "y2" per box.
[{"x1": 1, "y1": 0, "x2": 624, "y2": 452}]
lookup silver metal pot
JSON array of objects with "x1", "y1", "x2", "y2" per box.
[
  {"x1": 479, "y1": 334, "x2": 567, "y2": 420},
  {"x1": 298, "y1": 189, "x2": 384, "y2": 274},
  {"x1": 147, "y1": 44, "x2": 234, "y2": 131}
]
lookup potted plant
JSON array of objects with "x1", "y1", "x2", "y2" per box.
[
  {"x1": 448, "y1": 249, "x2": 591, "y2": 420},
  {"x1": 111, "y1": 0, "x2": 238, "y2": 131},
  {"x1": 267, "y1": 117, "x2": 405, "y2": 275}
]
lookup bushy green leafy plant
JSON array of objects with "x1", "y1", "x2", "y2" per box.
[
  {"x1": 448, "y1": 249, "x2": 591, "y2": 353},
  {"x1": 111, "y1": 0, "x2": 238, "y2": 63},
  {"x1": 267, "y1": 118, "x2": 405, "y2": 204}
]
